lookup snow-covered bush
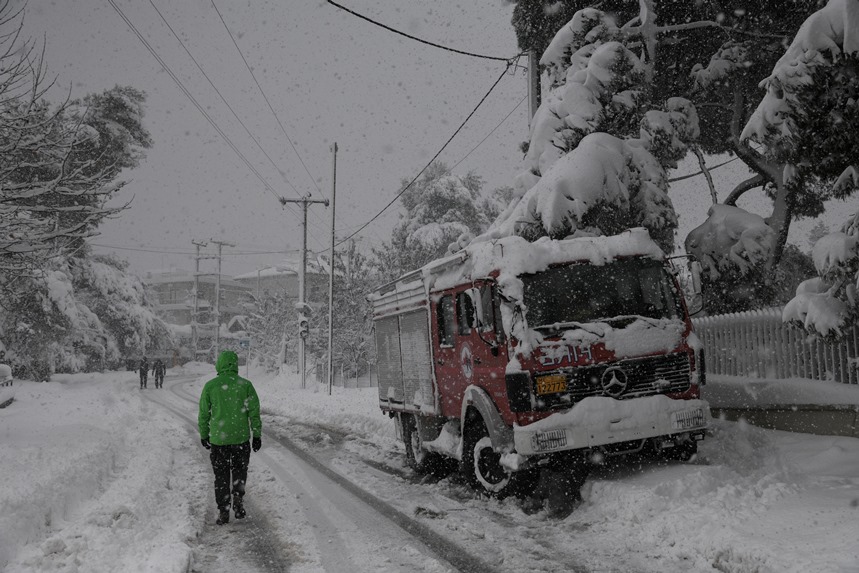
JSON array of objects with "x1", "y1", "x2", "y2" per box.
[{"x1": 784, "y1": 212, "x2": 859, "y2": 337}]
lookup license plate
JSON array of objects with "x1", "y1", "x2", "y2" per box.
[
  {"x1": 535, "y1": 374, "x2": 567, "y2": 395},
  {"x1": 531, "y1": 429, "x2": 568, "y2": 451},
  {"x1": 671, "y1": 408, "x2": 705, "y2": 430}
]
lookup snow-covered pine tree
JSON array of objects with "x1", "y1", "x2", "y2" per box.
[
  {"x1": 736, "y1": 0, "x2": 859, "y2": 337},
  {"x1": 685, "y1": 1, "x2": 859, "y2": 312},
  {"x1": 374, "y1": 162, "x2": 496, "y2": 281},
  {"x1": 511, "y1": 1, "x2": 830, "y2": 312},
  {"x1": 310, "y1": 242, "x2": 377, "y2": 380},
  {"x1": 0, "y1": 252, "x2": 172, "y2": 379},
  {"x1": 0, "y1": 4, "x2": 162, "y2": 377},
  {"x1": 483, "y1": 4, "x2": 700, "y2": 252},
  {"x1": 243, "y1": 289, "x2": 295, "y2": 372}
]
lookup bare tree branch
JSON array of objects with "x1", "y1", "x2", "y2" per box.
[
  {"x1": 693, "y1": 147, "x2": 718, "y2": 204},
  {"x1": 724, "y1": 173, "x2": 766, "y2": 205}
]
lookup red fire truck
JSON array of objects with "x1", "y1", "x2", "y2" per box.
[{"x1": 369, "y1": 228, "x2": 708, "y2": 497}]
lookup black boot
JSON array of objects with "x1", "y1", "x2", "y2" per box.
[
  {"x1": 216, "y1": 509, "x2": 230, "y2": 525},
  {"x1": 233, "y1": 497, "x2": 246, "y2": 519}
]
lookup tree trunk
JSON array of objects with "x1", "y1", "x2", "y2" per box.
[{"x1": 728, "y1": 89, "x2": 793, "y2": 271}]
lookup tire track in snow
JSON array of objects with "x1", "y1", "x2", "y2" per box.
[
  {"x1": 165, "y1": 377, "x2": 499, "y2": 573},
  {"x1": 141, "y1": 379, "x2": 298, "y2": 572}
]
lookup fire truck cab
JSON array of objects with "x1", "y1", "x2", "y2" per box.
[{"x1": 369, "y1": 228, "x2": 709, "y2": 498}]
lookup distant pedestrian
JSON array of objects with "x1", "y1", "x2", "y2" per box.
[
  {"x1": 153, "y1": 358, "x2": 166, "y2": 388},
  {"x1": 198, "y1": 350, "x2": 262, "y2": 525},
  {"x1": 138, "y1": 356, "x2": 149, "y2": 389}
]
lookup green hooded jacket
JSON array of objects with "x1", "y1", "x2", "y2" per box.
[{"x1": 198, "y1": 350, "x2": 262, "y2": 446}]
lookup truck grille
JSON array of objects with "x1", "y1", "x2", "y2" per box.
[{"x1": 534, "y1": 353, "x2": 691, "y2": 410}]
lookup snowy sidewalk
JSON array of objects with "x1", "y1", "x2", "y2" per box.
[{"x1": 704, "y1": 375, "x2": 859, "y2": 437}]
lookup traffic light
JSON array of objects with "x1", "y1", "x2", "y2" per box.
[{"x1": 298, "y1": 312, "x2": 309, "y2": 338}]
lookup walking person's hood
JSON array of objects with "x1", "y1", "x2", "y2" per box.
[{"x1": 216, "y1": 350, "x2": 239, "y2": 375}]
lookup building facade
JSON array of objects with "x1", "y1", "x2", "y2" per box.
[{"x1": 144, "y1": 268, "x2": 252, "y2": 326}]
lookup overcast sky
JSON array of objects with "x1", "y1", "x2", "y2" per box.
[
  {"x1": 18, "y1": 0, "x2": 858, "y2": 277},
  {"x1": 19, "y1": 0, "x2": 528, "y2": 275}
]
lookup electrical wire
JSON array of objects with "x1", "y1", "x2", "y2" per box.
[
  {"x1": 334, "y1": 60, "x2": 515, "y2": 248},
  {"x1": 210, "y1": 0, "x2": 323, "y2": 199},
  {"x1": 327, "y1": 0, "x2": 519, "y2": 63},
  {"x1": 89, "y1": 243, "x2": 297, "y2": 255},
  {"x1": 208, "y1": 0, "x2": 331, "y2": 243},
  {"x1": 106, "y1": 0, "x2": 287, "y2": 209},
  {"x1": 147, "y1": 0, "x2": 303, "y2": 203},
  {"x1": 451, "y1": 94, "x2": 526, "y2": 172},
  {"x1": 667, "y1": 156, "x2": 738, "y2": 183}
]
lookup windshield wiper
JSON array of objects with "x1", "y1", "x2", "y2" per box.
[{"x1": 533, "y1": 321, "x2": 606, "y2": 337}]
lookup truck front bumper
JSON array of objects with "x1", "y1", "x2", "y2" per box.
[{"x1": 513, "y1": 395, "x2": 710, "y2": 456}]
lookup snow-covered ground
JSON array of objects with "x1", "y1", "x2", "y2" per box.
[{"x1": 1, "y1": 365, "x2": 858, "y2": 572}]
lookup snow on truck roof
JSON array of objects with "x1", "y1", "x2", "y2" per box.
[{"x1": 370, "y1": 228, "x2": 664, "y2": 302}]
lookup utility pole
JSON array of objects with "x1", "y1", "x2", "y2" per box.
[
  {"x1": 210, "y1": 239, "x2": 234, "y2": 359},
  {"x1": 327, "y1": 143, "x2": 337, "y2": 396},
  {"x1": 191, "y1": 240, "x2": 208, "y2": 360},
  {"x1": 280, "y1": 196, "x2": 328, "y2": 387}
]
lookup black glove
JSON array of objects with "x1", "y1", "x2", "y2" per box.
[
  {"x1": 252, "y1": 437, "x2": 262, "y2": 452},
  {"x1": 201, "y1": 438, "x2": 211, "y2": 450}
]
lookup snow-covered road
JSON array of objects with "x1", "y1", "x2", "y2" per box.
[
  {"x1": 154, "y1": 377, "x2": 464, "y2": 573},
  {"x1": 2, "y1": 366, "x2": 858, "y2": 572}
]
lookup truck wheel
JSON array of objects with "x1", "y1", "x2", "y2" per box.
[
  {"x1": 462, "y1": 417, "x2": 536, "y2": 498},
  {"x1": 402, "y1": 414, "x2": 440, "y2": 474},
  {"x1": 664, "y1": 439, "x2": 697, "y2": 462}
]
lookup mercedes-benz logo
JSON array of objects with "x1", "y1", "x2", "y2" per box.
[{"x1": 601, "y1": 367, "x2": 628, "y2": 397}]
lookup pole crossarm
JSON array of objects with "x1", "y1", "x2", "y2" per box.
[{"x1": 280, "y1": 197, "x2": 330, "y2": 207}]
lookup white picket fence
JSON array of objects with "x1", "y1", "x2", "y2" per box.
[{"x1": 692, "y1": 308, "x2": 859, "y2": 384}]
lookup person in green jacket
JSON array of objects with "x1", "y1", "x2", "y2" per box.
[{"x1": 198, "y1": 350, "x2": 262, "y2": 525}]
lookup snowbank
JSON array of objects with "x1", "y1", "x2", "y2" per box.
[
  {"x1": 0, "y1": 372, "x2": 204, "y2": 572},
  {"x1": 703, "y1": 373, "x2": 859, "y2": 408}
]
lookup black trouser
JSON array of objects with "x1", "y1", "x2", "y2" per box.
[
  {"x1": 155, "y1": 373, "x2": 164, "y2": 388},
  {"x1": 209, "y1": 442, "x2": 251, "y2": 511},
  {"x1": 139, "y1": 371, "x2": 147, "y2": 387}
]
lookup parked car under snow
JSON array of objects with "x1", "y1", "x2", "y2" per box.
[{"x1": 0, "y1": 363, "x2": 14, "y2": 408}]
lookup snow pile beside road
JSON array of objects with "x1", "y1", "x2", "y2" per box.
[
  {"x1": 0, "y1": 373, "x2": 204, "y2": 572},
  {"x1": 252, "y1": 369, "x2": 397, "y2": 447},
  {"x1": 704, "y1": 373, "x2": 859, "y2": 407}
]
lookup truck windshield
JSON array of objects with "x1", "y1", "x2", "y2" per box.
[{"x1": 521, "y1": 258, "x2": 681, "y2": 329}]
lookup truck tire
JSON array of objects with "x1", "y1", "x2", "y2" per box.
[
  {"x1": 461, "y1": 415, "x2": 537, "y2": 498},
  {"x1": 402, "y1": 414, "x2": 441, "y2": 474},
  {"x1": 663, "y1": 439, "x2": 697, "y2": 462}
]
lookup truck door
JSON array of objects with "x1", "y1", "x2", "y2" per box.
[
  {"x1": 433, "y1": 293, "x2": 461, "y2": 417},
  {"x1": 457, "y1": 284, "x2": 508, "y2": 413}
]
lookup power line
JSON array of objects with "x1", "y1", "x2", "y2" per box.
[
  {"x1": 146, "y1": 0, "x2": 303, "y2": 202},
  {"x1": 210, "y1": 0, "x2": 323, "y2": 199},
  {"x1": 90, "y1": 242, "x2": 297, "y2": 255},
  {"x1": 327, "y1": 0, "x2": 519, "y2": 63},
  {"x1": 668, "y1": 156, "x2": 739, "y2": 183},
  {"x1": 451, "y1": 94, "x2": 526, "y2": 172},
  {"x1": 334, "y1": 61, "x2": 516, "y2": 248},
  {"x1": 106, "y1": 0, "x2": 287, "y2": 208}
]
